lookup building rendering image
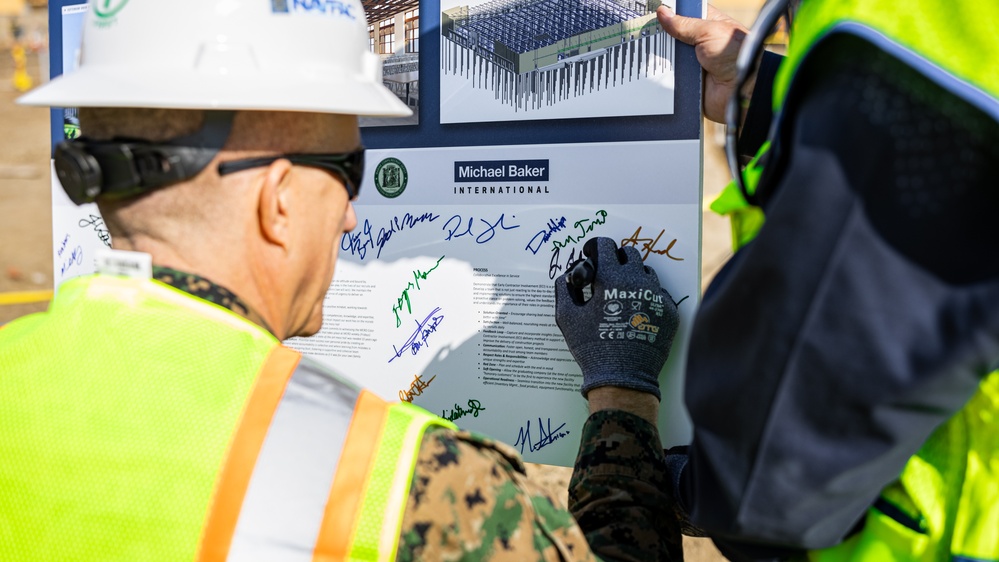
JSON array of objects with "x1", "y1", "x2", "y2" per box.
[
  {"x1": 441, "y1": 0, "x2": 675, "y2": 118},
  {"x1": 361, "y1": 0, "x2": 421, "y2": 126}
]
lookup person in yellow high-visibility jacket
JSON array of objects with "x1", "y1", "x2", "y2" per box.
[
  {"x1": 642, "y1": 0, "x2": 999, "y2": 560},
  {"x1": 0, "y1": 1, "x2": 687, "y2": 560}
]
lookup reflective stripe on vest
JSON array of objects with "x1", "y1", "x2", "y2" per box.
[
  {"x1": 197, "y1": 350, "x2": 456, "y2": 562},
  {"x1": 773, "y1": 0, "x2": 999, "y2": 120},
  {"x1": 712, "y1": 0, "x2": 999, "y2": 252},
  {"x1": 0, "y1": 275, "x2": 455, "y2": 560}
]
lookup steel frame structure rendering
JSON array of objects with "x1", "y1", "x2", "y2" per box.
[{"x1": 442, "y1": 0, "x2": 674, "y2": 111}]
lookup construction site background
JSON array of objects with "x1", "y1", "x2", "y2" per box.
[{"x1": 0, "y1": 2, "x2": 766, "y2": 559}]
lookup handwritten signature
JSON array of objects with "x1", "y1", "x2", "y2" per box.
[
  {"x1": 551, "y1": 210, "x2": 608, "y2": 250},
  {"x1": 79, "y1": 215, "x2": 111, "y2": 248},
  {"x1": 399, "y1": 373, "x2": 437, "y2": 403},
  {"x1": 342, "y1": 212, "x2": 440, "y2": 260},
  {"x1": 525, "y1": 216, "x2": 568, "y2": 255},
  {"x1": 443, "y1": 213, "x2": 520, "y2": 244},
  {"x1": 514, "y1": 417, "x2": 570, "y2": 454},
  {"x1": 441, "y1": 399, "x2": 486, "y2": 422},
  {"x1": 620, "y1": 226, "x2": 684, "y2": 261},
  {"x1": 392, "y1": 256, "x2": 445, "y2": 328},
  {"x1": 59, "y1": 245, "x2": 84, "y2": 277},
  {"x1": 57, "y1": 234, "x2": 70, "y2": 257},
  {"x1": 548, "y1": 245, "x2": 581, "y2": 280},
  {"x1": 388, "y1": 307, "x2": 445, "y2": 363}
]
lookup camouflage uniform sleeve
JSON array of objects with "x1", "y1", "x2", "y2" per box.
[
  {"x1": 396, "y1": 427, "x2": 602, "y2": 562},
  {"x1": 569, "y1": 410, "x2": 683, "y2": 561}
]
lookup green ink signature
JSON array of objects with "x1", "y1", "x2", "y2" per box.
[
  {"x1": 552, "y1": 210, "x2": 608, "y2": 250},
  {"x1": 441, "y1": 399, "x2": 486, "y2": 422},
  {"x1": 392, "y1": 255, "x2": 445, "y2": 327}
]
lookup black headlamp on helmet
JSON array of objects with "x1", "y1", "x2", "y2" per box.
[{"x1": 53, "y1": 111, "x2": 235, "y2": 206}]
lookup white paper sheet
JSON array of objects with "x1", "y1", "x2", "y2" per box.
[{"x1": 288, "y1": 140, "x2": 699, "y2": 466}]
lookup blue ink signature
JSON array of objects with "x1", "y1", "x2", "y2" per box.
[
  {"x1": 443, "y1": 213, "x2": 520, "y2": 244},
  {"x1": 79, "y1": 215, "x2": 111, "y2": 248},
  {"x1": 57, "y1": 234, "x2": 69, "y2": 258},
  {"x1": 525, "y1": 217, "x2": 568, "y2": 255},
  {"x1": 60, "y1": 246, "x2": 84, "y2": 277},
  {"x1": 514, "y1": 417, "x2": 570, "y2": 454},
  {"x1": 342, "y1": 212, "x2": 440, "y2": 260},
  {"x1": 389, "y1": 307, "x2": 445, "y2": 363}
]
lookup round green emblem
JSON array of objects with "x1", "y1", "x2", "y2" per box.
[
  {"x1": 374, "y1": 158, "x2": 408, "y2": 198},
  {"x1": 94, "y1": 0, "x2": 130, "y2": 18}
]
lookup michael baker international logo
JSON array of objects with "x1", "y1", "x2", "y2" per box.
[{"x1": 374, "y1": 158, "x2": 408, "y2": 198}]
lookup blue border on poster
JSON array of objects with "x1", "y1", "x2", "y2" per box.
[
  {"x1": 47, "y1": 0, "x2": 702, "y2": 152},
  {"x1": 364, "y1": 0, "x2": 703, "y2": 149},
  {"x1": 47, "y1": 0, "x2": 82, "y2": 152}
]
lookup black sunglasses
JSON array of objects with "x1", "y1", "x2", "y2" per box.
[
  {"x1": 217, "y1": 148, "x2": 366, "y2": 199},
  {"x1": 725, "y1": 0, "x2": 791, "y2": 206}
]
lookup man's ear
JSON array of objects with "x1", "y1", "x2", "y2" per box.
[{"x1": 257, "y1": 158, "x2": 294, "y2": 248}]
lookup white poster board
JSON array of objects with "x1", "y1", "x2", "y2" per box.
[{"x1": 49, "y1": 0, "x2": 704, "y2": 466}]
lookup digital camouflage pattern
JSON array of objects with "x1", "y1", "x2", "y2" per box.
[
  {"x1": 162, "y1": 268, "x2": 680, "y2": 561},
  {"x1": 153, "y1": 266, "x2": 274, "y2": 334},
  {"x1": 398, "y1": 412, "x2": 682, "y2": 561},
  {"x1": 569, "y1": 410, "x2": 683, "y2": 561},
  {"x1": 397, "y1": 428, "x2": 600, "y2": 562}
]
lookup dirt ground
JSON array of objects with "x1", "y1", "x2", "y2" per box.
[{"x1": 0, "y1": 4, "x2": 760, "y2": 559}]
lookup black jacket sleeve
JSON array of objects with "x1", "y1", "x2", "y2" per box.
[{"x1": 678, "y1": 34, "x2": 999, "y2": 555}]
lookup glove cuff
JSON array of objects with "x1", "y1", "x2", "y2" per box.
[{"x1": 574, "y1": 341, "x2": 667, "y2": 400}]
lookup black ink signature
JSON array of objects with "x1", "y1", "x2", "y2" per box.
[
  {"x1": 441, "y1": 399, "x2": 486, "y2": 422},
  {"x1": 551, "y1": 210, "x2": 608, "y2": 250},
  {"x1": 399, "y1": 373, "x2": 437, "y2": 403},
  {"x1": 514, "y1": 417, "x2": 571, "y2": 454},
  {"x1": 443, "y1": 213, "x2": 520, "y2": 244},
  {"x1": 79, "y1": 215, "x2": 111, "y2": 248},
  {"x1": 620, "y1": 226, "x2": 684, "y2": 261},
  {"x1": 342, "y1": 212, "x2": 440, "y2": 260},
  {"x1": 392, "y1": 256, "x2": 445, "y2": 328},
  {"x1": 388, "y1": 307, "x2": 445, "y2": 363},
  {"x1": 525, "y1": 216, "x2": 568, "y2": 255},
  {"x1": 548, "y1": 245, "x2": 581, "y2": 280}
]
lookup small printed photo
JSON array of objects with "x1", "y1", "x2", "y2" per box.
[
  {"x1": 360, "y1": 4, "x2": 422, "y2": 128},
  {"x1": 440, "y1": 0, "x2": 676, "y2": 124}
]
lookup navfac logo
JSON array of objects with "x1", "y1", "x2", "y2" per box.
[
  {"x1": 273, "y1": 0, "x2": 356, "y2": 20},
  {"x1": 374, "y1": 158, "x2": 408, "y2": 199},
  {"x1": 92, "y1": 0, "x2": 129, "y2": 26}
]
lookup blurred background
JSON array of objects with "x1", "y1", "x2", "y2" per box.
[{"x1": 0, "y1": 1, "x2": 766, "y2": 559}]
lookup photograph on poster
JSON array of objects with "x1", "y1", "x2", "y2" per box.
[
  {"x1": 439, "y1": 0, "x2": 675, "y2": 123},
  {"x1": 359, "y1": 4, "x2": 422, "y2": 128},
  {"x1": 60, "y1": 3, "x2": 86, "y2": 139}
]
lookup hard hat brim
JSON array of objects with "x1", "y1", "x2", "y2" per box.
[{"x1": 18, "y1": 67, "x2": 413, "y2": 118}]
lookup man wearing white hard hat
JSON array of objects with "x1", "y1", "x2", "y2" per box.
[{"x1": 0, "y1": 1, "x2": 682, "y2": 560}]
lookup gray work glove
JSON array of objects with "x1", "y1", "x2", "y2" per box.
[{"x1": 555, "y1": 237, "x2": 679, "y2": 400}]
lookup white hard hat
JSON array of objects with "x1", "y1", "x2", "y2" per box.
[{"x1": 19, "y1": 0, "x2": 411, "y2": 117}]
